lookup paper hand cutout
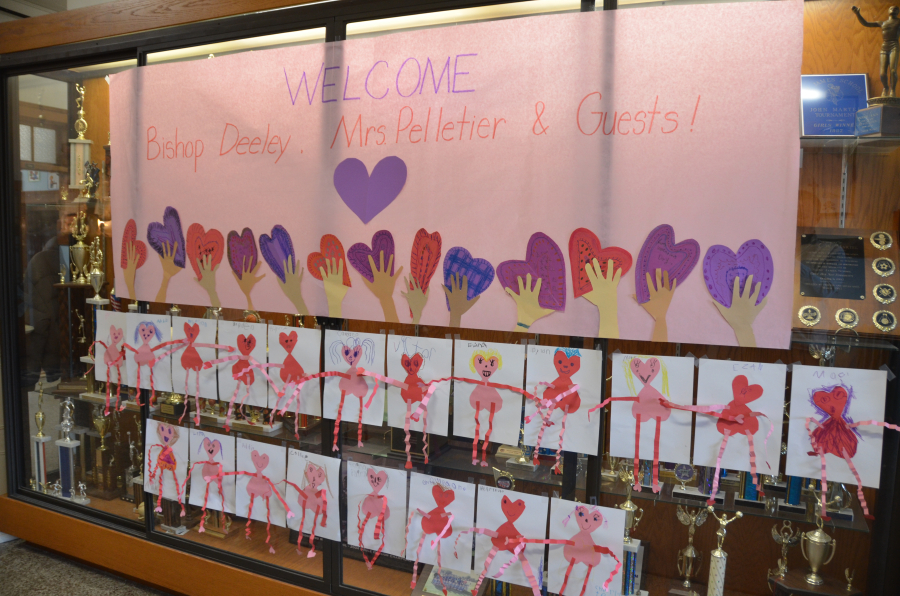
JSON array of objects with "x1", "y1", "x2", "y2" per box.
[
  {"x1": 637, "y1": 269, "x2": 676, "y2": 342},
  {"x1": 194, "y1": 254, "x2": 221, "y2": 307},
  {"x1": 505, "y1": 273, "x2": 555, "y2": 331},
  {"x1": 121, "y1": 219, "x2": 146, "y2": 299},
  {"x1": 319, "y1": 258, "x2": 349, "y2": 318},
  {"x1": 714, "y1": 275, "x2": 767, "y2": 348},
  {"x1": 401, "y1": 277, "x2": 429, "y2": 325},
  {"x1": 155, "y1": 241, "x2": 183, "y2": 303},
  {"x1": 278, "y1": 257, "x2": 308, "y2": 316},
  {"x1": 583, "y1": 258, "x2": 623, "y2": 338},
  {"x1": 232, "y1": 256, "x2": 265, "y2": 311},
  {"x1": 363, "y1": 252, "x2": 403, "y2": 323},
  {"x1": 443, "y1": 273, "x2": 479, "y2": 328}
]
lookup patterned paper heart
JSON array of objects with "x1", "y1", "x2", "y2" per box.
[
  {"x1": 443, "y1": 246, "x2": 495, "y2": 310},
  {"x1": 186, "y1": 223, "x2": 224, "y2": 280},
  {"x1": 812, "y1": 386, "x2": 850, "y2": 418},
  {"x1": 120, "y1": 218, "x2": 147, "y2": 270},
  {"x1": 307, "y1": 234, "x2": 352, "y2": 287},
  {"x1": 635, "y1": 224, "x2": 700, "y2": 304},
  {"x1": 568, "y1": 228, "x2": 632, "y2": 298},
  {"x1": 703, "y1": 240, "x2": 773, "y2": 308},
  {"x1": 147, "y1": 206, "x2": 186, "y2": 268},
  {"x1": 497, "y1": 232, "x2": 567, "y2": 311},
  {"x1": 227, "y1": 228, "x2": 257, "y2": 279},
  {"x1": 432, "y1": 484, "x2": 455, "y2": 508},
  {"x1": 410, "y1": 228, "x2": 442, "y2": 291},
  {"x1": 334, "y1": 156, "x2": 407, "y2": 224},
  {"x1": 259, "y1": 225, "x2": 296, "y2": 283},
  {"x1": 348, "y1": 230, "x2": 395, "y2": 283}
]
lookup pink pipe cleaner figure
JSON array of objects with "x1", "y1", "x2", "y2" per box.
[
  {"x1": 804, "y1": 383, "x2": 900, "y2": 520},
  {"x1": 147, "y1": 422, "x2": 185, "y2": 515},
  {"x1": 404, "y1": 484, "x2": 455, "y2": 594},
  {"x1": 124, "y1": 321, "x2": 169, "y2": 406},
  {"x1": 528, "y1": 348, "x2": 583, "y2": 475},
  {"x1": 518, "y1": 506, "x2": 621, "y2": 596},
  {"x1": 154, "y1": 322, "x2": 234, "y2": 424},
  {"x1": 204, "y1": 333, "x2": 280, "y2": 432},
  {"x1": 399, "y1": 353, "x2": 432, "y2": 469},
  {"x1": 357, "y1": 468, "x2": 391, "y2": 569},
  {"x1": 228, "y1": 450, "x2": 293, "y2": 553},
  {"x1": 283, "y1": 462, "x2": 332, "y2": 558},
  {"x1": 468, "y1": 349, "x2": 504, "y2": 467},
  {"x1": 89, "y1": 325, "x2": 126, "y2": 415},
  {"x1": 182, "y1": 437, "x2": 225, "y2": 533},
  {"x1": 454, "y1": 495, "x2": 543, "y2": 596}
]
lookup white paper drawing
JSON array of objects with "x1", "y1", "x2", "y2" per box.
[
  {"x1": 346, "y1": 461, "x2": 407, "y2": 559},
  {"x1": 188, "y1": 428, "x2": 236, "y2": 514}
]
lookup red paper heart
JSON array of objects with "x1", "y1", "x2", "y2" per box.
[
  {"x1": 813, "y1": 386, "x2": 849, "y2": 418},
  {"x1": 410, "y1": 228, "x2": 442, "y2": 290},
  {"x1": 120, "y1": 219, "x2": 147, "y2": 270},
  {"x1": 186, "y1": 223, "x2": 224, "y2": 280},
  {"x1": 279, "y1": 331, "x2": 298, "y2": 353},
  {"x1": 307, "y1": 234, "x2": 352, "y2": 287},
  {"x1": 401, "y1": 353, "x2": 424, "y2": 374},
  {"x1": 568, "y1": 228, "x2": 632, "y2": 298},
  {"x1": 732, "y1": 375, "x2": 764, "y2": 404},
  {"x1": 236, "y1": 334, "x2": 256, "y2": 356},
  {"x1": 432, "y1": 484, "x2": 455, "y2": 508},
  {"x1": 184, "y1": 322, "x2": 200, "y2": 341},
  {"x1": 501, "y1": 496, "x2": 526, "y2": 522}
]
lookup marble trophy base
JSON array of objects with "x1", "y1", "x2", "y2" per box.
[
  {"x1": 86, "y1": 297, "x2": 110, "y2": 306},
  {"x1": 776, "y1": 498, "x2": 807, "y2": 515},
  {"x1": 79, "y1": 391, "x2": 150, "y2": 413},
  {"x1": 672, "y1": 486, "x2": 724, "y2": 505},
  {"x1": 505, "y1": 457, "x2": 538, "y2": 471},
  {"x1": 856, "y1": 103, "x2": 900, "y2": 136},
  {"x1": 668, "y1": 577, "x2": 702, "y2": 596},
  {"x1": 230, "y1": 418, "x2": 283, "y2": 433}
]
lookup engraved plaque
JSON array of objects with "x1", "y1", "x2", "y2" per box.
[{"x1": 799, "y1": 234, "x2": 866, "y2": 300}]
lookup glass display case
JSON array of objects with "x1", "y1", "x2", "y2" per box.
[{"x1": 2, "y1": 1, "x2": 899, "y2": 596}]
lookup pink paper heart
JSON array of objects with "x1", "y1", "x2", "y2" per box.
[
  {"x1": 251, "y1": 450, "x2": 269, "y2": 472},
  {"x1": 367, "y1": 469, "x2": 388, "y2": 493}
]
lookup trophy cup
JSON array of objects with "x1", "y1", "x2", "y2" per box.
[
  {"x1": 31, "y1": 381, "x2": 54, "y2": 487},
  {"x1": 88, "y1": 237, "x2": 106, "y2": 302},
  {"x1": 160, "y1": 392, "x2": 186, "y2": 418},
  {"x1": 671, "y1": 505, "x2": 708, "y2": 596},
  {"x1": 706, "y1": 506, "x2": 742, "y2": 596},
  {"x1": 617, "y1": 469, "x2": 644, "y2": 543},
  {"x1": 801, "y1": 515, "x2": 836, "y2": 585},
  {"x1": 68, "y1": 84, "x2": 92, "y2": 192},
  {"x1": 767, "y1": 520, "x2": 801, "y2": 580},
  {"x1": 55, "y1": 397, "x2": 80, "y2": 499},
  {"x1": 69, "y1": 211, "x2": 89, "y2": 285}
]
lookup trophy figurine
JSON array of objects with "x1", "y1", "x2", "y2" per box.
[
  {"x1": 616, "y1": 469, "x2": 644, "y2": 543},
  {"x1": 75, "y1": 311, "x2": 87, "y2": 344},
  {"x1": 767, "y1": 520, "x2": 801, "y2": 581},
  {"x1": 852, "y1": 6, "x2": 900, "y2": 104},
  {"x1": 69, "y1": 211, "x2": 89, "y2": 285},
  {"x1": 55, "y1": 398, "x2": 80, "y2": 499},
  {"x1": 674, "y1": 505, "x2": 708, "y2": 595},
  {"x1": 89, "y1": 237, "x2": 105, "y2": 301},
  {"x1": 92, "y1": 407, "x2": 113, "y2": 491},
  {"x1": 34, "y1": 380, "x2": 46, "y2": 438},
  {"x1": 706, "y1": 506, "x2": 742, "y2": 596},
  {"x1": 31, "y1": 381, "x2": 54, "y2": 487},
  {"x1": 801, "y1": 515, "x2": 836, "y2": 586},
  {"x1": 74, "y1": 83, "x2": 88, "y2": 140}
]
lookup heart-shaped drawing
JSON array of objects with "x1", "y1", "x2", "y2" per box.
[
  {"x1": 259, "y1": 225, "x2": 296, "y2": 283},
  {"x1": 731, "y1": 375, "x2": 764, "y2": 404},
  {"x1": 227, "y1": 228, "x2": 257, "y2": 279},
  {"x1": 410, "y1": 229, "x2": 442, "y2": 291},
  {"x1": 630, "y1": 357, "x2": 660, "y2": 386},
  {"x1": 251, "y1": 450, "x2": 269, "y2": 471},
  {"x1": 401, "y1": 353, "x2": 423, "y2": 374},
  {"x1": 202, "y1": 437, "x2": 222, "y2": 458},
  {"x1": 147, "y1": 206, "x2": 186, "y2": 268},
  {"x1": 236, "y1": 334, "x2": 256, "y2": 356},
  {"x1": 120, "y1": 219, "x2": 147, "y2": 270},
  {"x1": 497, "y1": 232, "x2": 567, "y2": 311},
  {"x1": 812, "y1": 386, "x2": 850, "y2": 418},
  {"x1": 443, "y1": 246, "x2": 494, "y2": 310},
  {"x1": 279, "y1": 330, "x2": 298, "y2": 353},
  {"x1": 703, "y1": 240, "x2": 773, "y2": 308},
  {"x1": 635, "y1": 224, "x2": 700, "y2": 304},
  {"x1": 500, "y1": 496, "x2": 526, "y2": 521},
  {"x1": 432, "y1": 485, "x2": 455, "y2": 508},
  {"x1": 348, "y1": 230, "x2": 395, "y2": 283},
  {"x1": 568, "y1": 228, "x2": 632, "y2": 298},
  {"x1": 367, "y1": 469, "x2": 389, "y2": 493},
  {"x1": 109, "y1": 326, "x2": 124, "y2": 345},
  {"x1": 186, "y1": 223, "x2": 224, "y2": 280},
  {"x1": 334, "y1": 156, "x2": 407, "y2": 224},
  {"x1": 307, "y1": 234, "x2": 352, "y2": 287},
  {"x1": 184, "y1": 322, "x2": 200, "y2": 341}
]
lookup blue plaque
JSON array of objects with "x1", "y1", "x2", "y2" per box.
[{"x1": 801, "y1": 74, "x2": 868, "y2": 136}]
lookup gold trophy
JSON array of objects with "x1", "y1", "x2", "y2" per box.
[
  {"x1": 34, "y1": 381, "x2": 46, "y2": 438},
  {"x1": 70, "y1": 211, "x2": 89, "y2": 285},
  {"x1": 92, "y1": 408, "x2": 113, "y2": 490},
  {"x1": 674, "y1": 505, "x2": 707, "y2": 595},
  {"x1": 89, "y1": 237, "x2": 105, "y2": 301},
  {"x1": 616, "y1": 469, "x2": 643, "y2": 543},
  {"x1": 706, "y1": 507, "x2": 742, "y2": 596},
  {"x1": 767, "y1": 520, "x2": 801, "y2": 581},
  {"x1": 801, "y1": 515, "x2": 836, "y2": 585},
  {"x1": 75, "y1": 311, "x2": 87, "y2": 344}
]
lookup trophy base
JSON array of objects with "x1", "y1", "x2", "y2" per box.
[
  {"x1": 505, "y1": 457, "x2": 538, "y2": 471},
  {"x1": 72, "y1": 495, "x2": 91, "y2": 505},
  {"x1": 159, "y1": 524, "x2": 189, "y2": 536},
  {"x1": 668, "y1": 577, "x2": 701, "y2": 596},
  {"x1": 198, "y1": 413, "x2": 227, "y2": 426},
  {"x1": 230, "y1": 419, "x2": 283, "y2": 433},
  {"x1": 768, "y1": 568, "x2": 862, "y2": 596},
  {"x1": 856, "y1": 104, "x2": 900, "y2": 136},
  {"x1": 672, "y1": 486, "x2": 723, "y2": 505},
  {"x1": 86, "y1": 298, "x2": 110, "y2": 306},
  {"x1": 776, "y1": 498, "x2": 807, "y2": 515},
  {"x1": 160, "y1": 401, "x2": 187, "y2": 418}
]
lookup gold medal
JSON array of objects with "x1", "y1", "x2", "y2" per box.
[
  {"x1": 874, "y1": 284, "x2": 897, "y2": 305},
  {"x1": 870, "y1": 231, "x2": 894, "y2": 251},
  {"x1": 873, "y1": 310, "x2": 897, "y2": 332},
  {"x1": 798, "y1": 306, "x2": 821, "y2": 327},
  {"x1": 873, "y1": 257, "x2": 896, "y2": 277},
  {"x1": 835, "y1": 308, "x2": 859, "y2": 329}
]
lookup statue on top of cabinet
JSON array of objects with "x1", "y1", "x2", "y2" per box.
[{"x1": 852, "y1": 6, "x2": 900, "y2": 104}]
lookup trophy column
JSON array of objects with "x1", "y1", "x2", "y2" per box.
[
  {"x1": 705, "y1": 507, "x2": 742, "y2": 596},
  {"x1": 55, "y1": 397, "x2": 79, "y2": 499},
  {"x1": 30, "y1": 382, "x2": 53, "y2": 488}
]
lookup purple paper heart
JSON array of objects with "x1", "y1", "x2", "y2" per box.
[
  {"x1": 146, "y1": 206, "x2": 185, "y2": 268},
  {"x1": 635, "y1": 224, "x2": 700, "y2": 304},
  {"x1": 497, "y1": 232, "x2": 566, "y2": 311},
  {"x1": 348, "y1": 230, "x2": 395, "y2": 283},
  {"x1": 260, "y1": 225, "x2": 296, "y2": 283},
  {"x1": 334, "y1": 156, "x2": 407, "y2": 224},
  {"x1": 443, "y1": 246, "x2": 495, "y2": 310},
  {"x1": 703, "y1": 240, "x2": 773, "y2": 307},
  {"x1": 227, "y1": 228, "x2": 258, "y2": 279}
]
